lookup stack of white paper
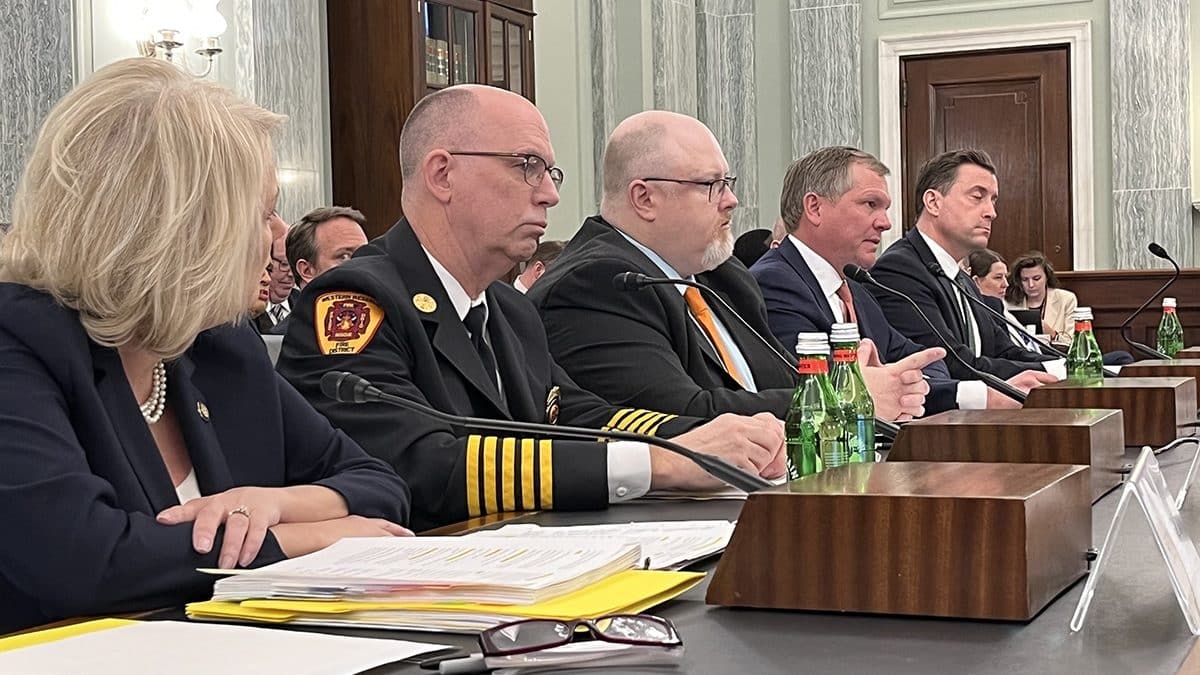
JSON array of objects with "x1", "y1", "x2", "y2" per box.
[
  {"x1": 208, "y1": 536, "x2": 641, "y2": 605},
  {"x1": 0, "y1": 621, "x2": 450, "y2": 675},
  {"x1": 466, "y1": 520, "x2": 735, "y2": 570}
]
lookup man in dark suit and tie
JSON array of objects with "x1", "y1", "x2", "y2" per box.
[
  {"x1": 277, "y1": 86, "x2": 787, "y2": 531},
  {"x1": 529, "y1": 112, "x2": 941, "y2": 423},
  {"x1": 750, "y1": 146, "x2": 1055, "y2": 412},
  {"x1": 867, "y1": 149, "x2": 1063, "y2": 381}
]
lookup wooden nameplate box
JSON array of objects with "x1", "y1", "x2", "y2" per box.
[
  {"x1": 1119, "y1": 359, "x2": 1200, "y2": 382},
  {"x1": 706, "y1": 462, "x2": 1090, "y2": 621},
  {"x1": 1023, "y1": 377, "x2": 1195, "y2": 446},
  {"x1": 887, "y1": 408, "x2": 1124, "y2": 502}
]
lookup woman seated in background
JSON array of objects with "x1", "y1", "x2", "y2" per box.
[
  {"x1": 965, "y1": 249, "x2": 1044, "y2": 353},
  {"x1": 0, "y1": 57, "x2": 411, "y2": 634},
  {"x1": 1004, "y1": 251, "x2": 1078, "y2": 346}
]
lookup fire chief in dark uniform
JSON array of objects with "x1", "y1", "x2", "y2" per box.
[{"x1": 277, "y1": 85, "x2": 785, "y2": 531}]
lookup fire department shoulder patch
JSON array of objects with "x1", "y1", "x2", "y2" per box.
[{"x1": 315, "y1": 292, "x2": 384, "y2": 355}]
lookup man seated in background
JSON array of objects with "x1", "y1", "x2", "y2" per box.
[
  {"x1": 263, "y1": 233, "x2": 296, "y2": 332},
  {"x1": 513, "y1": 239, "x2": 565, "y2": 293},
  {"x1": 750, "y1": 146, "x2": 1054, "y2": 412},
  {"x1": 867, "y1": 149, "x2": 1062, "y2": 381},
  {"x1": 277, "y1": 86, "x2": 787, "y2": 531},
  {"x1": 528, "y1": 110, "x2": 940, "y2": 422},
  {"x1": 275, "y1": 206, "x2": 370, "y2": 335}
]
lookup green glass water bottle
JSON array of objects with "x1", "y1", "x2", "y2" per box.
[
  {"x1": 785, "y1": 333, "x2": 846, "y2": 479},
  {"x1": 1065, "y1": 307, "x2": 1104, "y2": 384},
  {"x1": 1157, "y1": 297, "x2": 1184, "y2": 358},
  {"x1": 829, "y1": 323, "x2": 876, "y2": 463}
]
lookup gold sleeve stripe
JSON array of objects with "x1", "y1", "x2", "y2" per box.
[
  {"x1": 465, "y1": 435, "x2": 482, "y2": 517},
  {"x1": 631, "y1": 412, "x2": 667, "y2": 434},
  {"x1": 619, "y1": 410, "x2": 658, "y2": 432},
  {"x1": 520, "y1": 438, "x2": 536, "y2": 510},
  {"x1": 602, "y1": 408, "x2": 638, "y2": 432},
  {"x1": 500, "y1": 437, "x2": 517, "y2": 512},
  {"x1": 645, "y1": 414, "x2": 678, "y2": 436},
  {"x1": 482, "y1": 436, "x2": 499, "y2": 514},
  {"x1": 538, "y1": 439, "x2": 554, "y2": 508}
]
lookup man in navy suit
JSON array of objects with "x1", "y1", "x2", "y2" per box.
[
  {"x1": 867, "y1": 149, "x2": 1063, "y2": 382},
  {"x1": 751, "y1": 146, "x2": 1055, "y2": 412}
]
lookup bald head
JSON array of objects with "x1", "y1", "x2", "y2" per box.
[
  {"x1": 601, "y1": 111, "x2": 721, "y2": 208},
  {"x1": 399, "y1": 85, "x2": 544, "y2": 181}
]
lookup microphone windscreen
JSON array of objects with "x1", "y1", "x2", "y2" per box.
[
  {"x1": 1148, "y1": 242, "x2": 1169, "y2": 259},
  {"x1": 611, "y1": 272, "x2": 638, "y2": 291},
  {"x1": 320, "y1": 371, "x2": 345, "y2": 402},
  {"x1": 842, "y1": 264, "x2": 869, "y2": 283}
]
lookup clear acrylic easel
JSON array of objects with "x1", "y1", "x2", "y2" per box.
[{"x1": 1070, "y1": 446, "x2": 1200, "y2": 635}]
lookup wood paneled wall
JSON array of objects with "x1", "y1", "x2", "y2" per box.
[{"x1": 1056, "y1": 269, "x2": 1200, "y2": 354}]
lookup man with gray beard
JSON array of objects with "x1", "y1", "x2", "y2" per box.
[{"x1": 528, "y1": 110, "x2": 939, "y2": 421}]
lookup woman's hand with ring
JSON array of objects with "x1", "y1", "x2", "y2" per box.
[{"x1": 156, "y1": 487, "x2": 286, "y2": 569}]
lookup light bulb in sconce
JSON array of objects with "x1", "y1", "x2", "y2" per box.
[{"x1": 193, "y1": 0, "x2": 228, "y2": 38}]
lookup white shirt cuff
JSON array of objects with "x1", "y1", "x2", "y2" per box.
[
  {"x1": 1042, "y1": 359, "x2": 1067, "y2": 381},
  {"x1": 955, "y1": 380, "x2": 989, "y2": 409},
  {"x1": 607, "y1": 441, "x2": 651, "y2": 502}
]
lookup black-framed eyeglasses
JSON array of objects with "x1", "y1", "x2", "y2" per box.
[
  {"x1": 641, "y1": 176, "x2": 737, "y2": 202},
  {"x1": 448, "y1": 151, "x2": 565, "y2": 189},
  {"x1": 479, "y1": 614, "x2": 681, "y2": 657}
]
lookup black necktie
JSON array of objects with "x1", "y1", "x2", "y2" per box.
[
  {"x1": 952, "y1": 272, "x2": 980, "y2": 355},
  {"x1": 463, "y1": 303, "x2": 500, "y2": 391}
]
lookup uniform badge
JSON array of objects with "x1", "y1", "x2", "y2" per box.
[
  {"x1": 412, "y1": 293, "x2": 437, "y2": 313},
  {"x1": 545, "y1": 386, "x2": 561, "y2": 425},
  {"x1": 315, "y1": 292, "x2": 384, "y2": 355},
  {"x1": 196, "y1": 401, "x2": 210, "y2": 422}
]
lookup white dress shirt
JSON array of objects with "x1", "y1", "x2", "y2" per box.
[
  {"x1": 790, "y1": 235, "x2": 986, "y2": 409},
  {"x1": 422, "y1": 246, "x2": 650, "y2": 502},
  {"x1": 917, "y1": 231, "x2": 1064, "y2": 381}
]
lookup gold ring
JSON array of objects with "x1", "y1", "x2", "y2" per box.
[{"x1": 229, "y1": 505, "x2": 252, "y2": 519}]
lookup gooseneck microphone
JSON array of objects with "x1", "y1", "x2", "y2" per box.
[
  {"x1": 1117, "y1": 242, "x2": 1178, "y2": 360},
  {"x1": 612, "y1": 271, "x2": 900, "y2": 441},
  {"x1": 929, "y1": 261, "x2": 1074, "y2": 361},
  {"x1": 844, "y1": 264, "x2": 1026, "y2": 403},
  {"x1": 320, "y1": 371, "x2": 773, "y2": 493}
]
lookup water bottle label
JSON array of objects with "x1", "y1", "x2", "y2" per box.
[
  {"x1": 832, "y1": 348, "x2": 857, "y2": 363},
  {"x1": 797, "y1": 357, "x2": 828, "y2": 375},
  {"x1": 1165, "y1": 307, "x2": 1177, "y2": 314},
  {"x1": 1075, "y1": 320, "x2": 1092, "y2": 332}
]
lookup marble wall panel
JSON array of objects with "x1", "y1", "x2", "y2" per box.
[
  {"x1": 590, "y1": 0, "x2": 620, "y2": 206},
  {"x1": 698, "y1": 0, "x2": 759, "y2": 234},
  {"x1": 1113, "y1": 189, "x2": 1192, "y2": 269},
  {"x1": 651, "y1": 0, "x2": 698, "y2": 114},
  {"x1": 0, "y1": 0, "x2": 74, "y2": 222},
  {"x1": 789, "y1": 0, "x2": 861, "y2": 158},
  {"x1": 244, "y1": 0, "x2": 324, "y2": 223},
  {"x1": 1110, "y1": 0, "x2": 1191, "y2": 269}
]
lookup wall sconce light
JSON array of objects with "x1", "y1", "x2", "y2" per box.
[{"x1": 131, "y1": 0, "x2": 228, "y2": 78}]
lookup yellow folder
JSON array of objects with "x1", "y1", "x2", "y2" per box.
[
  {"x1": 0, "y1": 618, "x2": 136, "y2": 653},
  {"x1": 187, "y1": 570, "x2": 703, "y2": 630}
]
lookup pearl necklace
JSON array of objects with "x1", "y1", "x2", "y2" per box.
[{"x1": 139, "y1": 361, "x2": 167, "y2": 424}]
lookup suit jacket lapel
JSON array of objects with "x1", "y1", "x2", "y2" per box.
[
  {"x1": 168, "y1": 354, "x2": 234, "y2": 496},
  {"x1": 89, "y1": 344, "x2": 177, "y2": 512},
  {"x1": 591, "y1": 217, "x2": 728, "y2": 372},
  {"x1": 778, "y1": 240, "x2": 836, "y2": 327},
  {"x1": 388, "y1": 222, "x2": 510, "y2": 417},
  {"x1": 482, "y1": 293, "x2": 530, "y2": 421},
  {"x1": 905, "y1": 229, "x2": 967, "y2": 341}
]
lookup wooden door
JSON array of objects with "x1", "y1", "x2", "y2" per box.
[{"x1": 901, "y1": 46, "x2": 1072, "y2": 270}]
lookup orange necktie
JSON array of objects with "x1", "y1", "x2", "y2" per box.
[
  {"x1": 684, "y1": 287, "x2": 748, "y2": 388},
  {"x1": 835, "y1": 281, "x2": 857, "y2": 324}
]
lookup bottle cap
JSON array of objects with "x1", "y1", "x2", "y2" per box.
[
  {"x1": 795, "y1": 332, "x2": 830, "y2": 355},
  {"x1": 1072, "y1": 307, "x2": 1094, "y2": 321},
  {"x1": 830, "y1": 323, "x2": 860, "y2": 343},
  {"x1": 1164, "y1": 297, "x2": 1177, "y2": 308}
]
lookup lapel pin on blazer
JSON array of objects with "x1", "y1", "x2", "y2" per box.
[
  {"x1": 196, "y1": 401, "x2": 210, "y2": 422},
  {"x1": 412, "y1": 293, "x2": 437, "y2": 314},
  {"x1": 544, "y1": 385, "x2": 560, "y2": 424}
]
